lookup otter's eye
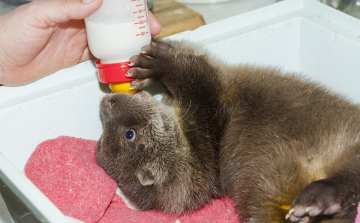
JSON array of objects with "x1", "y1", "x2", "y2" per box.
[{"x1": 124, "y1": 129, "x2": 136, "y2": 141}]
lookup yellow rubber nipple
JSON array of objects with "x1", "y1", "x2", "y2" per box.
[{"x1": 109, "y1": 82, "x2": 138, "y2": 94}]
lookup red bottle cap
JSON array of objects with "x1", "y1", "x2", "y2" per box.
[{"x1": 95, "y1": 60, "x2": 135, "y2": 84}]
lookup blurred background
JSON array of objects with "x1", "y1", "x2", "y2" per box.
[{"x1": 1, "y1": 0, "x2": 359, "y2": 38}]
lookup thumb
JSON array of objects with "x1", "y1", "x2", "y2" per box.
[{"x1": 29, "y1": 0, "x2": 103, "y2": 27}]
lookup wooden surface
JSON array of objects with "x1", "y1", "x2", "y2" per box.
[{"x1": 152, "y1": 0, "x2": 206, "y2": 38}]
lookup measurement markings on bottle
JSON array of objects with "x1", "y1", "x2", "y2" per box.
[{"x1": 133, "y1": 0, "x2": 149, "y2": 36}]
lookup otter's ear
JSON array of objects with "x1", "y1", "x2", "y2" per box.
[{"x1": 136, "y1": 170, "x2": 155, "y2": 186}]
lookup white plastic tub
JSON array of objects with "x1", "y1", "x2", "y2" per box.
[{"x1": 1, "y1": 0, "x2": 360, "y2": 221}]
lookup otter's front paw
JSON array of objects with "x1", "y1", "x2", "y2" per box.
[
  {"x1": 128, "y1": 41, "x2": 170, "y2": 89},
  {"x1": 286, "y1": 181, "x2": 341, "y2": 223}
]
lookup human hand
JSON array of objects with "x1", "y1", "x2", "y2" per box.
[{"x1": 0, "y1": 0, "x2": 161, "y2": 86}]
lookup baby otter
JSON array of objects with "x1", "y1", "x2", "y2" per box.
[{"x1": 96, "y1": 40, "x2": 360, "y2": 223}]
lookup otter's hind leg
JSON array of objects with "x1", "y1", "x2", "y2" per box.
[
  {"x1": 224, "y1": 152, "x2": 309, "y2": 223},
  {"x1": 287, "y1": 144, "x2": 360, "y2": 223}
]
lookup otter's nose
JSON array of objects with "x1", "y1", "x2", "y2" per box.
[{"x1": 108, "y1": 98, "x2": 115, "y2": 107}]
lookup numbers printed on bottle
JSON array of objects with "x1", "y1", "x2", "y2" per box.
[{"x1": 133, "y1": 0, "x2": 149, "y2": 37}]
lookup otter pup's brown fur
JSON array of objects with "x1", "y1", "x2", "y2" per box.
[{"x1": 96, "y1": 40, "x2": 360, "y2": 223}]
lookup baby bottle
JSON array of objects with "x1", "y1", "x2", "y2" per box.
[{"x1": 85, "y1": 0, "x2": 151, "y2": 94}]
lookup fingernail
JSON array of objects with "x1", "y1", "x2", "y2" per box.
[
  {"x1": 129, "y1": 62, "x2": 135, "y2": 66},
  {"x1": 157, "y1": 20, "x2": 162, "y2": 30},
  {"x1": 126, "y1": 72, "x2": 133, "y2": 77},
  {"x1": 129, "y1": 85, "x2": 138, "y2": 90},
  {"x1": 83, "y1": 0, "x2": 95, "y2": 4}
]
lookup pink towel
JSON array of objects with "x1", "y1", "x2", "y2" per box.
[
  {"x1": 177, "y1": 197, "x2": 238, "y2": 223},
  {"x1": 25, "y1": 136, "x2": 118, "y2": 223},
  {"x1": 98, "y1": 193, "x2": 178, "y2": 223},
  {"x1": 25, "y1": 136, "x2": 360, "y2": 223}
]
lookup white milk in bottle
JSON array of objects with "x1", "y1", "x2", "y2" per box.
[
  {"x1": 86, "y1": 21, "x2": 150, "y2": 64},
  {"x1": 85, "y1": 0, "x2": 151, "y2": 93}
]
